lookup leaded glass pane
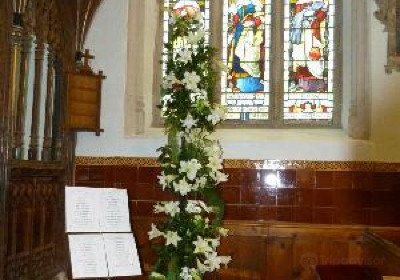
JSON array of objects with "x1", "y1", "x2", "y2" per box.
[
  {"x1": 162, "y1": 0, "x2": 210, "y2": 75},
  {"x1": 283, "y1": 0, "x2": 336, "y2": 121},
  {"x1": 221, "y1": 0, "x2": 272, "y2": 121}
]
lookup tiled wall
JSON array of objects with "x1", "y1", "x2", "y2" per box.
[{"x1": 75, "y1": 164, "x2": 400, "y2": 227}]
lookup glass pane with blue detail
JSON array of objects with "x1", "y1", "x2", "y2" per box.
[
  {"x1": 284, "y1": 0, "x2": 336, "y2": 121},
  {"x1": 221, "y1": 0, "x2": 271, "y2": 121}
]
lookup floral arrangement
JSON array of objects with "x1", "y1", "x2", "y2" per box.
[{"x1": 149, "y1": 3, "x2": 231, "y2": 280}]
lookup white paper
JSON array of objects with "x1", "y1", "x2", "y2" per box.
[
  {"x1": 68, "y1": 234, "x2": 109, "y2": 279},
  {"x1": 100, "y1": 188, "x2": 131, "y2": 233},
  {"x1": 66, "y1": 187, "x2": 101, "y2": 232},
  {"x1": 103, "y1": 233, "x2": 142, "y2": 277},
  {"x1": 66, "y1": 187, "x2": 131, "y2": 233}
]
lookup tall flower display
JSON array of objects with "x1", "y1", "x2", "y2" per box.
[{"x1": 149, "y1": 3, "x2": 231, "y2": 280}]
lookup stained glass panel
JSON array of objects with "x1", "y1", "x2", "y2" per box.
[
  {"x1": 162, "y1": 0, "x2": 210, "y2": 75},
  {"x1": 221, "y1": 0, "x2": 272, "y2": 121},
  {"x1": 283, "y1": 0, "x2": 336, "y2": 121}
]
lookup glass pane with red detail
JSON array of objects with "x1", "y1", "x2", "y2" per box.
[{"x1": 284, "y1": 0, "x2": 336, "y2": 121}]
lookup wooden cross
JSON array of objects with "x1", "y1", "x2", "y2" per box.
[{"x1": 81, "y1": 49, "x2": 95, "y2": 72}]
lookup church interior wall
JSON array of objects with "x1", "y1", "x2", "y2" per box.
[{"x1": 76, "y1": 0, "x2": 400, "y2": 162}]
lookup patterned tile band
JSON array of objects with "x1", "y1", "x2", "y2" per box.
[{"x1": 75, "y1": 156, "x2": 400, "y2": 172}]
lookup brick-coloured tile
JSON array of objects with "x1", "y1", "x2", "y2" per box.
[{"x1": 296, "y1": 170, "x2": 316, "y2": 188}]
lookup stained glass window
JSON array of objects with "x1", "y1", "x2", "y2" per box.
[
  {"x1": 283, "y1": 0, "x2": 336, "y2": 121},
  {"x1": 162, "y1": 0, "x2": 210, "y2": 76},
  {"x1": 221, "y1": 0, "x2": 272, "y2": 121},
  {"x1": 161, "y1": 0, "x2": 340, "y2": 126}
]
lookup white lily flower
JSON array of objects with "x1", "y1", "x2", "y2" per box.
[
  {"x1": 153, "y1": 203, "x2": 165, "y2": 214},
  {"x1": 186, "y1": 200, "x2": 210, "y2": 214},
  {"x1": 196, "y1": 258, "x2": 210, "y2": 273},
  {"x1": 163, "y1": 73, "x2": 181, "y2": 89},
  {"x1": 183, "y1": 71, "x2": 201, "y2": 91},
  {"x1": 207, "y1": 156, "x2": 223, "y2": 171},
  {"x1": 187, "y1": 30, "x2": 205, "y2": 45},
  {"x1": 173, "y1": 178, "x2": 192, "y2": 196},
  {"x1": 179, "y1": 267, "x2": 193, "y2": 280},
  {"x1": 211, "y1": 170, "x2": 229, "y2": 184},
  {"x1": 193, "y1": 236, "x2": 213, "y2": 254},
  {"x1": 218, "y1": 227, "x2": 229, "y2": 237},
  {"x1": 148, "y1": 224, "x2": 164, "y2": 240},
  {"x1": 179, "y1": 159, "x2": 202, "y2": 181},
  {"x1": 165, "y1": 231, "x2": 182, "y2": 247},
  {"x1": 206, "y1": 238, "x2": 220, "y2": 249},
  {"x1": 164, "y1": 201, "x2": 180, "y2": 217},
  {"x1": 220, "y1": 256, "x2": 232, "y2": 268},
  {"x1": 181, "y1": 113, "x2": 198, "y2": 131},
  {"x1": 178, "y1": 48, "x2": 193, "y2": 64},
  {"x1": 190, "y1": 89, "x2": 208, "y2": 102},
  {"x1": 204, "y1": 251, "x2": 222, "y2": 272}
]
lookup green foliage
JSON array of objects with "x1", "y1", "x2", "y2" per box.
[{"x1": 149, "y1": 6, "x2": 230, "y2": 280}]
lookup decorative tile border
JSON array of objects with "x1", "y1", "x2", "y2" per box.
[{"x1": 75, "y1": 156, "x2": 400, "y2": 172}]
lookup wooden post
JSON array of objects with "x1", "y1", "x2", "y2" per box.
[
  {"x1": 14, "y1": 35, "x2": 32, "y2": 159},
  {"x1": 42, "y1": 49, "x2": 54, "y2": 161},
  {"x1": 28, "y1": 40, "x2": 45, "y2": 160}
]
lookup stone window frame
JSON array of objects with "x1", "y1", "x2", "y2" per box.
[{"x1": 125, "y1": 0, "x2": 371, "y2": 140}]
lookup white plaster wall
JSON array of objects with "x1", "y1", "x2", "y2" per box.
[{"x1": 77, "y1": 0, "x2": 400, "y2": 162}]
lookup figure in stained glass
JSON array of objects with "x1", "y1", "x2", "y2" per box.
[
  {"x1": 228, "y1": 0, "x2": 265, "y2": 93},
  {"x1": 290, "y1": 0, "x2": 328, "y2": 93}
]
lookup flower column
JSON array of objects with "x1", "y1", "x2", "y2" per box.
[{"x1": 148, "y1": 5, "x2": 231, "y2": 280}]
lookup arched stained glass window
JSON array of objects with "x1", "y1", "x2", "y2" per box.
[
  {"x1": 283, "y1": 0, "x2": 336, "y2": 121},
  {"x1": 221, "y1": 0, "x2": 272, "y2": 121}
]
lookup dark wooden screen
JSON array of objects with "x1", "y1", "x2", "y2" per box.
[{"x1": 0, "y1": 0, "x2": 103, "y2": 279}]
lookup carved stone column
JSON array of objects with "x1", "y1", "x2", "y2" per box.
[{"x1": 346, "y1": 0, "x2": 371, "y2": 140}]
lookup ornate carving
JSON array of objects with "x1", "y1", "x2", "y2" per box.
[{"x1": 374, "y1": 0, "x2": 400, "y2": 73}]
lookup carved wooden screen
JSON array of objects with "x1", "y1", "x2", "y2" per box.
[{"x1": 0, "y1": 0, "x2": 103, "y2": 279}]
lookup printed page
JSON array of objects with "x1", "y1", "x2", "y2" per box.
[
  {"x1": 100, "y1": 188, "x2": 131, "y2": 233},
  {"x1": 103, "y1": 233, "x2": 142, "y2": 277},
  {"x1": 68, "y1": 234, "x2": 109, "y2": 279},
  {"x1": 65, "y1": 187, "x2": 101, "y2": 233}
]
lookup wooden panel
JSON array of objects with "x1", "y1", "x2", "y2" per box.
[{"x1": 130, "y1": 218, "x2": 400, "y2": 280}]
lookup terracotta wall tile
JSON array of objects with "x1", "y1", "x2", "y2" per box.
[
  {"x1": 296, "y1": 189, "x2": 314, "y2": 207},
  {"x1": 76, "y1": 164, "x2": 400, "y2": 227},
  {"x1": 315, "y1": 189, "x2": 333, "y2": 207},
  {"x1": 219, "y1": 186, "x2": 241, "y2": 204},
  {"x1": 225, "y1": 205, "x2": 242, "y2": 220},
  {"x1": 138, "y1": 167, "x2": 158, "y2": 185},
  {"x1": 257, "y1": 188, "x2": 277, "y2": 206},
  {"x1": 224, "y1": 168, "x2": 249, "y2": 186},
  {"x1": 295, "y1": 207, "x2": 314, "y2": 223},
  {"x1": 352, "y1": 172, "x2": 373, "y2": 190},
  {"x1": 296, "y1": 170, "x2": 316, "y2": 188},
  {"x1": 276, "y1": 207, "x2": 295, "y2": 222},
  {"x1": 277, "y1": 188, "x2": 296, "y2": 206},
  {"x1": 315, "y1": 208, "x2": 336, "y2": 224},
  {"x1": 316, "y1": 171, "x2": 334, "y2": 189},
  {"x1": 241, "y1": 205, "x2": 258, "y2": 220},
  {"x1": 258, "y1": 207, "x2": 277, "y2": 221},
  {"x1": 278, "y1": 170, "x2": 296, "y2": 188},
  {"x1": 333, "y1": 172, "x2": 353, "y2": 189}
]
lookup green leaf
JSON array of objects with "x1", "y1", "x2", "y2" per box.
[
  {"x1": 203, "y1": 187, "x2": 224, "y2": 227},
  {"x1": 167, "y1": 255, "x2": 180, "y2": 280}
]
